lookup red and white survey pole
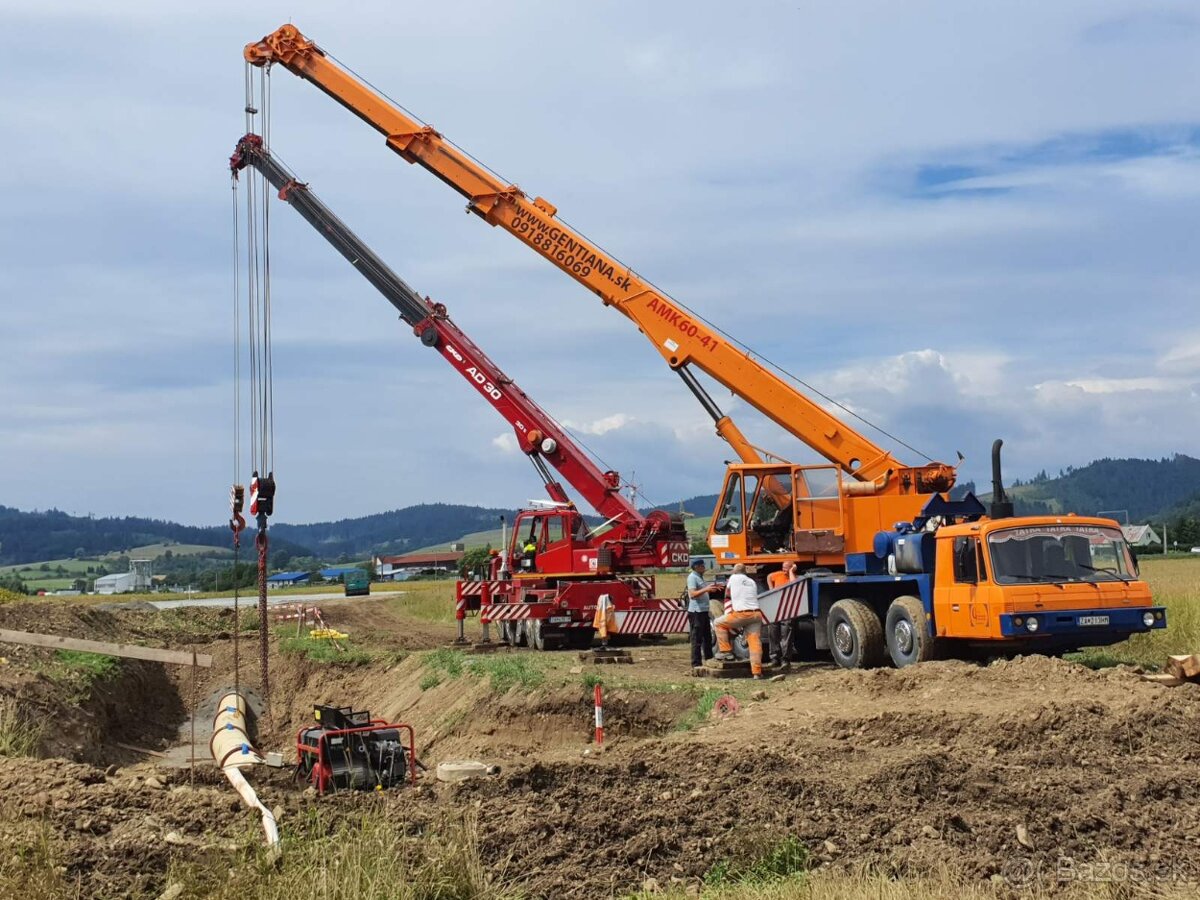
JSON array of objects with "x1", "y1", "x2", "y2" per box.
[{"x1": 593, "y1": 684, "x2": 604, "y2": 746}]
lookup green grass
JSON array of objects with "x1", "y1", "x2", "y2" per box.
[
  {"x1": 1063, "y1": 557, "x2": 1199, "y2": 668},
  {"x1": 704, "y1": 835, "x2": 809, "y2": 889},
  {"x1": 166, "y1": 806, "x2": 510, "y2": 900},
  {"x1": 581, "y1": 671, "x2": 604, "y2": 689},
  {"x1": 29, "y1": 650, "x2": 121, "y2": 702},
  {"x1": 419, "y1": 672, "x2": 442, "y2": 691},
  {"x1": 421, "y1": 648, "x2": 545, "y2": 693},
  {"x1": 278, "y1": 632, "x2": 375, "y2": 666},
  {"x1": 674, "y1": 688, "x2": 725, "y2": 732},
  {"x1": 0, "y1": 697, "x2": 42, "y2": 757}
]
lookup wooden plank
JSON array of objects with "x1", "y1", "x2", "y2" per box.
[
  {"x1": 1141, "y1": 673, "x2": 1183, "y2": 686},
  {"x1": 0, "y1": 629, "x2": 212, "y2": 668},
  {"x1": 114, "y1": 741, "x2": 167, "y2": 758}
]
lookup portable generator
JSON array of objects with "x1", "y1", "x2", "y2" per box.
[{"x1": 296, "y1": 705, "x2": 416, "y2": 794}]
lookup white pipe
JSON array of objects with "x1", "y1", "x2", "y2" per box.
[{"x1": 210, "y1": 691, "x2": 280, "y2": 857}]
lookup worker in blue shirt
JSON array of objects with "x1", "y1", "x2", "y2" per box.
[{"x1": 686, "y1": 559, "x2": 721, "y2": 668}]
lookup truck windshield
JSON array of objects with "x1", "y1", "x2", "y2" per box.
[{"x1": 987, "y1": 525, "x2": 1135, "y2": 584}]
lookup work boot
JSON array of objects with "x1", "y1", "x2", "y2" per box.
[
  {"x1": 752, "y1": 674, "x2": 765, "y2": 680},
  {"x1": 713, "y1": 652, "x2": 736, "y2": 662}
]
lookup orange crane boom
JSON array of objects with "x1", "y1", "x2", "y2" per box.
[{"x1": 244, "y1": 25, "x2": 954, "y2": 495}]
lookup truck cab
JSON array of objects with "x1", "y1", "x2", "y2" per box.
[{"x1": 932, "y1": 515, "x2": 1161, "y2": 650}]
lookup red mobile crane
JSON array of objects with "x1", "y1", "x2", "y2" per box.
[
  {"x1": 230, "y1": 135, "x2": 689, "y2": 650},
  {"x1": 244, "y1": 27, "x2": 1165, "y2": 668}
]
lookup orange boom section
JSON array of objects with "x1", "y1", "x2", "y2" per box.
[{"x1": 245, "y1": 25, "x2": 955, "y2": 499}]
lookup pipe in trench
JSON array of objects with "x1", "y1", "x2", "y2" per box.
[{"x1": 210, "y1": 690, "x2": 280, "y2": 856}]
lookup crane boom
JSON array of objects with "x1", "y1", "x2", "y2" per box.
[
  {"x1": 244, "y1": 25, "x2": 955, "y2": 494},
  {"x1": 229, "y1": 134, "x2": 657, "y2": 534}
]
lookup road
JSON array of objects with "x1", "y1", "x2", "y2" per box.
[{"x1": 137, "y1": 590, "x2": 396, "y2": 610}]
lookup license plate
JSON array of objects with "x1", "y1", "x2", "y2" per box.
[
  {"x1": 547, "y1": 616, "x2": 571, "y2": 624},
  {"x1": 1078, "y1": 615, "x2": 1110, "y2": 626}
]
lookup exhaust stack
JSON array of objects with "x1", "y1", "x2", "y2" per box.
[{"x1": 990, "y1": 439, "x2": 1014, "y2": 520}]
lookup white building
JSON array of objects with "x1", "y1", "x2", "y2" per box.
[
  {"x1": 1122, "y1": 524, "x2": 1162, "y2": 548},
  {"x1": 94, "y1": 572, "x2": 137, "y2": 594}
]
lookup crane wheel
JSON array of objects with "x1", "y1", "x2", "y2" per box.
[
  {"x1": 885, "y1": 596, "x2": 938, "y2": 667},
  {"x1": 826, "y1": 599, "x2": 885, "y2": 669},
  {"x1": 528, "y1": 619, "x2": 546, "y2": 651}
]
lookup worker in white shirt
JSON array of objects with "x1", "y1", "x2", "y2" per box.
[{"x1": 713, "y1": 563, "x2": 764, "y2": 679}]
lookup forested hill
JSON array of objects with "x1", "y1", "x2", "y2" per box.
[
  {"x1": 4, "y1": 455, "x2": 1196, "y2": 565},
  {"x1": 0, "y1": 505, "x2": 318, "y2": 568},
  {"x1": 0, "y1": 502, "x2": 513, "y2": 566},
  {"x1": 997, "y1": 454, "x2": 1200, "y2": 522},
  {"x1": 270, "y1": 503, "x2": 513, "y2": 559}
]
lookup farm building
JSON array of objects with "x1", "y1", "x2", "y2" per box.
[
  {"x1": 94, "y1": 572, "x2": 136, "y2": 594},
  {"x1": 266, "y1": 571, "x2": 311, "y2": 588},
  {"x1": 1122, "y1": 524, "x2": 1162, "y2": 547},
  {"x1": 374, "y1": 551, "x2": 463, "y2": 580}
]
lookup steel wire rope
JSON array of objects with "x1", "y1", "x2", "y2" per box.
[{"x1": 231, "y1": 167, "x2": 242, "y2": 693}]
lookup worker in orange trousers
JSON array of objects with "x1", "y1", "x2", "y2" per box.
[{"x1": 713, "y1": 564, "x2": 764, "y2": 679}]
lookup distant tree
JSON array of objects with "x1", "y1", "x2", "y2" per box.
[
  {"x1": 459, "y1": 545, "x2": 493, "y2": 579},
  {"x1": 163, "y1": 549, "x2": 173, "y2": 560},
  {"x1": 0, "y1": 573, "x2": 27, "y2": 594},
  {"x1": 359, "y1": 561, "x2": 375, "y2": 581},
  {"x1": 39, "y1": 563, "x2": 50, "y2": 572},
  {"x1": 690, "y1": 537, "x2": 711, "y2": 555}
]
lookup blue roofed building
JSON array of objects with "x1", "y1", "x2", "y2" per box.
[{"x1": 266, "y1": 571, "x2": 311, "y2": 588}]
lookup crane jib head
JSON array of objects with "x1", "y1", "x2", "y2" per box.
[{"x1": 245, "y1": 24, "x2": 319, "y2": 67}]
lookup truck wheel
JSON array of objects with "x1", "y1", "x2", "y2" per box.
[
  {"x1": 528, "y1": 619, "x2": 546, "y2": 651},
  {"x1": 710, "y1": 623, "x2": 750, "y2": 660},
  {"x1": 885, "y1": 596, "x2": 937, "y2": 667},
  {"x1": 826, "y1": 599, "x2": 885, "y2": 669}
]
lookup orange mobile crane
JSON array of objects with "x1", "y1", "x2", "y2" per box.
[
  {"x1": 229, "y1": 134, "x2": 689, "y2": 650},
  {"x1": 245, "y1": 25, "x2": 1165, "y2": 667}
]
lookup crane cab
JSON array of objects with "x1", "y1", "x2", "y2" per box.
[{"x1": 505, "y1": 506, "x2": 604, "y2": 578}]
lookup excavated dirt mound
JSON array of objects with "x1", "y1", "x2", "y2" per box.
[{"x1": 3, "y1": 599, "x2": 1200, "y2": 898}]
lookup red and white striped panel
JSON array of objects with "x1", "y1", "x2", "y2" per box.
[
  {"x1": 756, "y1": 580, "x2": 810, "y2": 623},
  {"x1": 487, "y1": 604, "x2": 534, "y2": 621},
  {"x1": 459, "y1": 580, "x2": 504, "y2": 597},
  {"x1": 614, "y1": 609, "x2": 688, "y2": 635},
  {"x1": 619, "y1": 575, "x2": 655, "y2": 596}
]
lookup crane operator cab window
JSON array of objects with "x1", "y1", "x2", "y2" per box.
[
  {"x1": 713, "y1": 474, "x2": 744, "y2": 535},
  {"x1": 748, "y1": 476, "x2": 790, "y2": 552},
  {"x1": 542, "y1": 515, "x2": 565, "y2": 550}
]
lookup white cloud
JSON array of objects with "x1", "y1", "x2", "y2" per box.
[{"x1": 491, "y1": 432, "x2": 519, "y2": 454}]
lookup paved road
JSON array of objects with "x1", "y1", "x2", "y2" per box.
[{"x1": 137, "y1": 590, "x2": 394, "y2": 610}]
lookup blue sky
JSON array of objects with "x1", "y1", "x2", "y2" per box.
[{"x1": 0, "y1": 1, "x2": 1197, "y2": 525}]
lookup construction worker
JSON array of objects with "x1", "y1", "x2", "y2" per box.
[
  {"x1": 521, "y1": 534, "x2": 537, "y2": 571},
  {"x1": 713, "y1": 563, "x2": 764, "y2": 679},
  {"x1": 686, "y1": 559, "x2": 720, "y2": 668},
  {"x1": 767, "y1": 560, "x2": 798, "y2": 669}
]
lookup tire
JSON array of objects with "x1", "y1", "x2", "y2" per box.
[
  {"x1": 711, "y1": 622, "x2": 750, "y2": 660},
  {"x1": 528, "y1": 619, "x2": 546, "y2": 651},
  {"x1": 826, "y1": 599, "x2": 885, "y2": 669},
  {"x1": 885, "y1": 596, "x2": 938, "y2": 668}
]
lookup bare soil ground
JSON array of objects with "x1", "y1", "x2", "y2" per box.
[{"x1": 1, "y1": 595, "x2": 1199, "y2": 898}]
